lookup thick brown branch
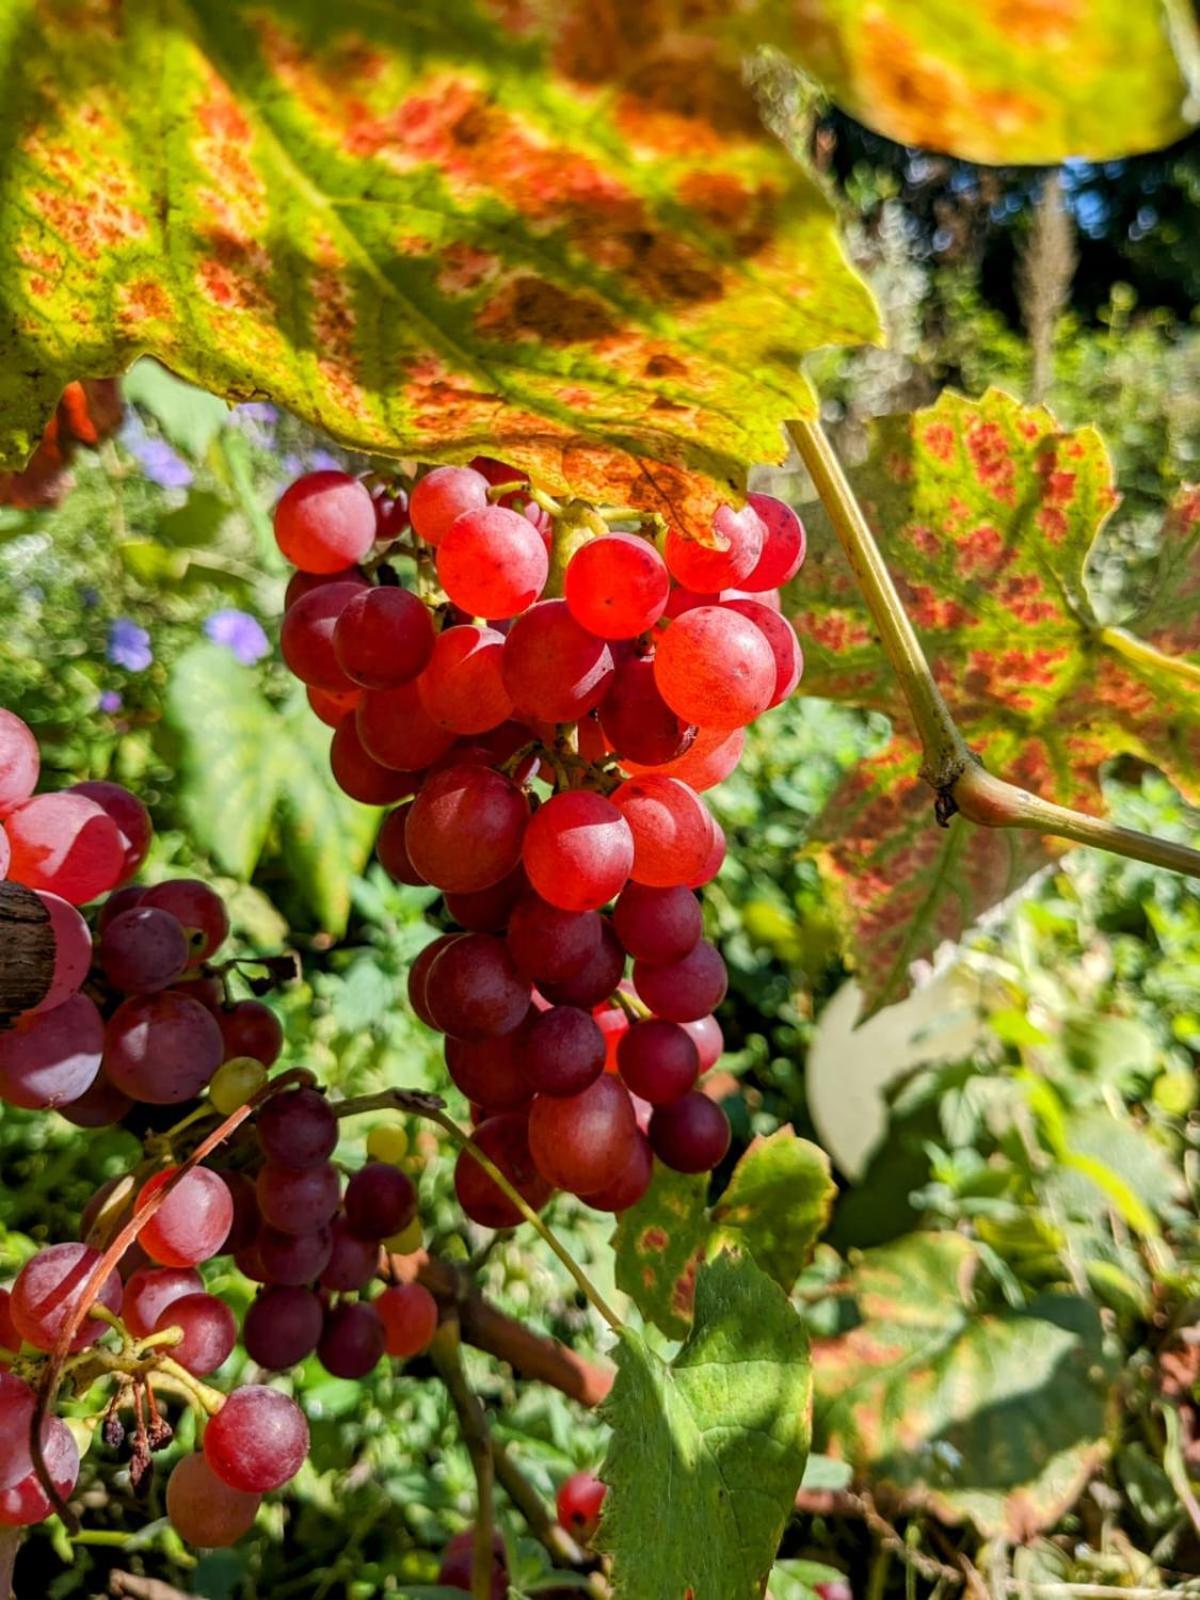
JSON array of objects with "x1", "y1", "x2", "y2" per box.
[{"x1": 0, "y1": 881, "x2": 53, "y2": 1026}]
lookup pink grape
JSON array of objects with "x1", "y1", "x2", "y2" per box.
[
  {"x1": 687, "y1": 816, "x2": 726, "y2": 888},
  {"x1": 437, "y1": 505, "x2": 549, "y2": 617},
  {"x1": 280, "y1": 581, "x2": 364, "y2": 691},
  {"x1": 257, "y1": 1087, "x2": 338, "y2": 1170},
  {"x1": 665, "y1": 502, "x2": 764, "y2": 590},
  {"x1": 0, "y1": 1416, "x2": 78, "y2": 1526},
  {"x1": 405, "y1": 764, "x2": 528, "y2": 893},
  {"x1": 417, "y1": 625, "x2": 513, "y2": 734},
  {"x1": 649, "y1": 1091, "x2": 731, "y2": 1172},
  {"x1": 332, "y1": 586, "x2": 435, "y2": 689},
  {"x1": 564, "y1": 533, "x2": 670, "y2": 638},
  {"x1": 376, "y1": 1282, "x2": 439, "y2": 1358},
  {"x1": 528, "y1": 1076, "x2": 637, "y2": 1196},
  {"x1": 3, "y1": 792, "x2": 124, "y2": 903},
  {"x1": 204, "y1": 1385, "x2": 309, "y2": 1492},
  {"x1": 318, "y1": 1301, "x2": 385, "y2": 1379},
  {"x1": 256, "y1": 1162, "x2": 341, "y2": 1235},
  {"x1": 154, "y1": 1292, "x2": 237, "y2": 1375},
  {"x1": 633, "y1": 940, "x2": 727, "y2": 1022},
  {"x1": 274, "y1": 470, "x2": 376, "y2": 573},
  {"x1": 70, "y1": 780, "x2": 151, "y2": 884},
  {"x1": 612, "y1": 883, "x2": 702, "y2": 965},
  {"x1": 0, "y1": 709, "x2": 38, "y2": 815},
  {"x1": 99, "y1": 906, "x2": 189, "y2": 993},
  {"x1": 356, "y1": 680, "x2": 456, "y2": 771},
  {"x1": 243, "y1": 1285, "x2": 324, "y2": 1368},
  {"x1": 625, "y1": 725, "x2": 745, "y2": 791},
  {"x1": 742, "y1": 492, "x2": 806, "y2": 589},
  {"x1": 425, "y1": 933, "x2": 531, "y2": 1039},
  {"x1": 502, "y1": 600, "x2": 614, "y2": 723},
  {"x1": 140, "y1": 879, "x2": 229, "y2": 963},
  {"x1": 409, "y1": 465, "x2": 489, "y2": 545},
  {"x1": 0, "y1": 1374, "x2": 46, "y2": 1493},
  {"x1": 522, "y1": 792, "x2": 634, "y2": 912},
  {"x1": 330, "y1": 716, "x2": 418, "y2": 804},
  {"x1": 167, "y1": 1451, "x2": 261, "y2": 1547},
  {"x1": 27, "y1": 891, "x2": 92, "y2": 1014},
  {"x1": 723, "y1": 597, "x2": 802, "y2": 706},
  {"x1": 103, "y1": 992, "x2": 224, "y2": 1103},
  {"x1": 599, "y1": 655, "x2": 694, "y2": 766},
  {"x1": 123, "y1": 1266, "x2": 204, "y2": 1338},
  {"x1": 11, "y1": 1242, "x2": 122, "y2": 1352},
  {"x1": 682, "y1": 1014, "x2": 723, "y2": 1071},
  {"x1": 0, "y1": 994, "x2": 103, "y2": 1110},
  {"x1": 654, "y1": 606, "x2": 775, "y2": 728},
  {"x1": 137, "y1": 1167, "x2": 234, "y2": 1268},
  {"x1": 612, "y1": 775, "x2": 713, "y2": 888}
]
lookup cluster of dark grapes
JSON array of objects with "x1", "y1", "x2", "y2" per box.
[{"x1": 274, "y1": 457, "x2": 804, "y2": 1220}]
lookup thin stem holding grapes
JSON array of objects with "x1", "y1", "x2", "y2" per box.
[
  {"x1": 786, "y1": 418, "x2": 1200, "y2": 885},
  {"x1": 430, "y1": 1324, "x2": 496, "y2": 1600}
]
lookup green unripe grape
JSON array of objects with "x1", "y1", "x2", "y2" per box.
[
  {"x1": 209, "y1": 1056, "x2": 268, "y2": 1114},
  {"x1": 384, "y1": 1215, "x2": 422, "y2": 1254},
  {"x1": 366, "y1": 1123, "x2": 409, "y2": 1165}
]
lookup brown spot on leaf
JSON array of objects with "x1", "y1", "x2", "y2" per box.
[{"x1": 477, "y1": 275, "x2": 617, "y2": 345}]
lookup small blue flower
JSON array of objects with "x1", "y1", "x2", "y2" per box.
[
  {"x1": 120, "y1": 414, "x2": 193, "y2": 489},
  {"x1": 236, "y1": 402, "x2": 279, "y2": 425},
  {"x1": 307, "y1": 448, "x2": 342, "y2": 473},
  {"x1": 204, "y1": 608, "x2": 270, "y2": 666},
  {"x1": 97, "y1": 690, "x2": 124, "y2": 714},
  {"x1": 107, "y1": 618, "x2": 153, "y2": 672}
]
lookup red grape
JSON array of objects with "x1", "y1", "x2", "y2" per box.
[
  {"x1": 528, "y1": 1075, "x2": 637, "y2": 1196},
  {"x1": 274, "y1": 470, "x2": 376, "y2": 574},
  {"x1": 286, "y1": 566, "x2": 368, "y2": 610},
  {"x1": 654, "y1": 606, "x2": 775, "y2": 728},
  {"x1": 407, "y1": 934, "x2": 461, "y2": 1027},
  {"x1": 648, "y1": 1091, "x2": 731, "y2": 1172},
  {"x1": 502, "y1": 600, "x2": 614, "y2": 723},
  {"x1": 455, "y1": 1112, "x2": 553, "y2": 1228},
  {"x1": 140, "y1": 879, "x2": 229, "y2": 963},
  {"x1": 0, "y1": 709, "x2": 38, "y2": 815},
  {"x1": 99, "y1": 907, "x2": 189, "y2": 993},
  {"x1": 204, "y1": 1385, "x2": 309, "y2": 1492},
  {"x1": 538, "y1": 918, "x2": 625, "y2": 1009},
  {"x1": 217, "y1": 1000, "x2": 283, "y2": 1067},
  {"x1": 564, "y1": 533, "x2": 670, "y2": 638},
  {"x1": 332, "y1": 586, "x2": 435, "y2": 689},
  {"x1": 307, "y1": 683, "x2": 362, "y2": 727},
  {"x1": 612, "y1": 882, "x2": 701, "y2": 965},
  {"x1": 594, "y1": 1004, "x2": 629, "y2": 1073},
  {"x1": 424, "y1": 933, "x2": 531, "y2": 1039},
  {"x1": 506, "y1": 894, "x2": 601, "y2": 985},
  {"x1": 445, "y1": 1027, "x2": 534, "y2": 1112},
  {"x1": 583, "y1": 1131, "x2": 653, "y2": 1212},
  {"x1": 257, "y1": 1224, "x2": 333, "y2": 1287},
  {"x1": 256, "y1": 1087, "x2": 338, "y2": 1170},
  {"x1": 318, "y1": 1300, "x2": 385, "y2": 1379},
  {"x1": 123, "y1": 1266, "x2": 204, "y2": 1338},
  {"x1": 0, "y1": 1375, "x2": 46, "y2": 1493},
  {"x1": 599, "y1": 655, "x2": 694, "y2": 766},
  {"x1": 4, "y1": 792, "x2": 124, "y2": 903},
  {"x1": 742, "y1": 492, "x2": 805, "y2": 589},
  {"x1": 405, "y1": 764, "x2": 528, "y2": 893},
  {"x1": 523, "y1": 1005, "x2": 606, "y2": 1097},
  {"x1": 633, "y1": 940, "x2": 727, "y2": 1022},
  {"x1": 319, "y1": 1218, "x2": 380, "y2": 1292},
  {"x1": 682, "y1": 1014, "x2": 723, "y2": 1071},
  {"x1": 723, "y1": 597, "x2": 802, "y2": 706},
  {"x1": 280, "y1": 581, "x2": 363, "y2": 691},
  {"x1": 330, "y1": 715, "x2": 418, "y2": 804},
  {"x1": 665, "y1": 502, "x2": 764, "y2": 590},
  {"x1": 103, "y1": 991, "x2": 224, "y2": 1103},
  {"x1": 0, "y1": 1416, "x2": 78, "y2": 1526},
  {"x1": 0, "y1": 994, "x2": 103, "y2": 1110},
  {"x1": 438, "y1": 1528, "x2": 508, "y2": 1599},
  {"x1": 612, "y1": 775, "x2": 713, "y2": 888},
  {"x1": 242, "y1": 1285, "x2": 324, "y2": 1368},
  {"x1": 686, "y1": 816, "x2": 726, "y2": 888},
  {"x1": 256, "y1": 1162, "x2": 340, "y2": 1235},
  {"x1": 377, "y1": 802, "x2": 427, "y2": 884},
  {"x1": 343, "y1": 1162, "x2": 417, "y2": 1239},
  {"x1": 356, "y1": 680, "x2": 456, "y2": 772},
  {"x1": 418, "y1": 625, "x2": 513, "y2": 734},
  {"x1": 70, "y1": 780, "x2": 151, "y2": 884},
  {"x1": 375, "y1": 1282, "x2": 439, "y2": 1358},
  {"x1": 137, "y1": 1166, "x2": 234, "y2": 1267},
  {"x1": 437, "y1": 505, "x2": 549, "y2": 617},
  {"x1": 154, "y1": 1292, "x2": 236, "y2": 1375},
  {"x1": 11, "y1": 1242, "x2": 122, "y2": 1352},
  {"x1": 617, "y1": 1019, "x2": 699, "y2": 1104},
  {"x1": 25, "y1": 892, "x2": 92, "y2": 1015},
  {"x1": 522, "y1": 792, "x2": 634, "y2": 912},
  {"x1": 625, "y1": 725, "x2": 745, "y2": 791},
  {"x1": 167, "y1": 1451, "x2": 261, "y2": 1547},
  {"x1": 220, "y1": 1170, "x2": 260, "y2": 1254},
  {"x1": 556, "y1": 1470, "x2": 607, "y2": 1540},
  {"x1": 444, "y1": 863, "x2": 527, "y2": 932},
  {"x1": 410, "y1": 465, "x2": 489, "y2": 545}
]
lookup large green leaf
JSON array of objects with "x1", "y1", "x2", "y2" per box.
[
  {"x1": 0, "y1": 0, "x2": 880, "y2": 532},
  {"x1": 600, "y1": 1251, "x2": 811, "y2": 1600},
  {"x1": 783, "y1": 0, "x2": 1200, "y2": 164},
  {"x1": 615, "y1": 1128, "x2": 834, "y2": 1337},
  {"x1": 796, "y1": 388, "x2": 1200, "y2": 1008},
  {"x1": 811, "y1": 1232, "x2": 1114, "y2": 1538},
  {"x1": 163, "y1": 643, "x2": 378, "y2": 932}
]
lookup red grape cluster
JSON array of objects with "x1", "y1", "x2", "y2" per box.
[{"x1": 274, "y1": 460, "x2": 805, "y2": 1220}]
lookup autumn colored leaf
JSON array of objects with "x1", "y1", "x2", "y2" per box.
[
  {"x1": 793, "y1": 387, "x2": 1200, "y2": 1008},
  {"x1": 810, "y1": 1232, "x2": 1114, "y2": 1538},
  {"x1": 0, "y1": 379, "x2": 121, "y2": 508},
  {"x1": 784, "y1": 0, "x2": 1199, "y2": 164},
  {"x1": 0, "y1": 0, "x2": 881, "y2": 535}
]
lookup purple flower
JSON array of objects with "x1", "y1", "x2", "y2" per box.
[
  {"x1": 236, "y1": 403, "x2": 279, "y2": 425},
  {"x1": 107, "y1": 618, "x2": 153, "y2": 672},
  {"x1": 308, "y1": 448, "x2": 342, "y2": 473},
  {"x1": 204, "y1": 608, "x2": 270, "y2": 665},
  {"x1": 97, "y1": 690, "x2": 123, "y2": 714},
  {"x1": 120, "y1": 415, "x2": 193, "y2": 489}
]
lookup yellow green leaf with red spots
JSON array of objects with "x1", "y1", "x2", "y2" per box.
[
  {"x1": 793, "y1": 387, "x2": 1200, "y2": 1008},
  {"x1": 0, "y1": 0, "x2": 881, "y2": 535}
]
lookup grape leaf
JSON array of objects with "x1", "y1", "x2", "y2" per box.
[
  {"x1": 784, "y1": 0, "x2": 1199, "y2": 164},
  {"x1": 614, "y1": 1128, "x2": 834, "y2": 1337},
  {"x1": 810, "y1": 1232, "x2": 1114, "y2": 1539},
  {"x1": 793, "y1": 387, "x2": 1200, "y2": 1008},
  {"x1": 600, "y1": 1251, "x2": 811, "y2": 1600},
  {"x1": 163, "y1": 644, "x2": 377, "y2": 931},
  {"x1": 0, "y1": 0, "x2": 880, "y2": 533}
]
